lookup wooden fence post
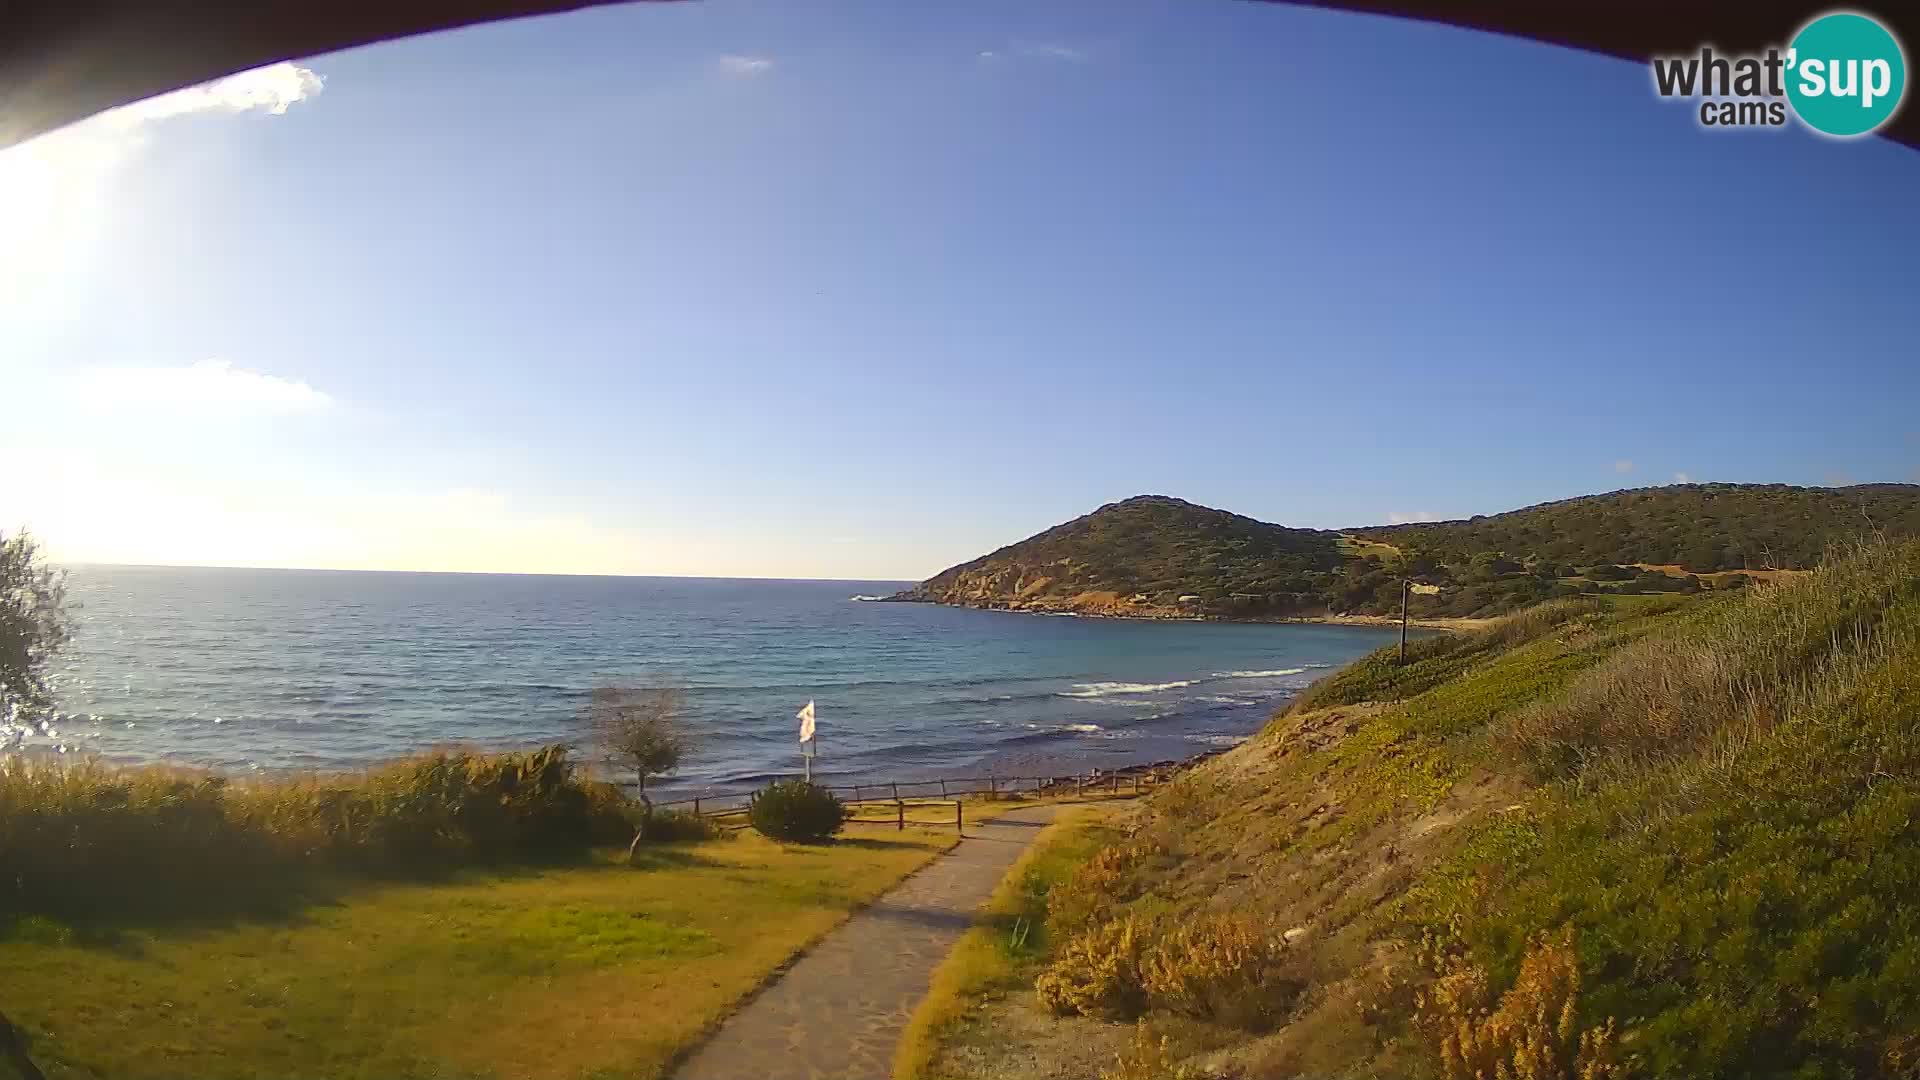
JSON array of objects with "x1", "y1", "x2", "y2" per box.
[
  {"x1": 693, "y1": 798, "x2": 701, "y2": 816},
  {"x1": 955, "y1": 799, "x2": 963, "y2": 835},
  {"x1": 988, "y1": 776, "x2": 997, "y2": 801},
  {"x1": 939, "y1": 779, "x2": 948, "y2": 797},
  {"x1": 897, "y1": 800, "x2": 905, "y2": 831},
  {"x1": 891, "y1": 782, "x2": 900, "y2": 800}
]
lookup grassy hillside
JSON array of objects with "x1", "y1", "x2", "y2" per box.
[
  {"x1": 898, "y1": 484, "x2": 1920, "y2": 620},
  {"x1": 981, "y1": 540, "x2": 1920, "y2": 1079},
  {"x1": 1366, "y1": 482, "x2": 1920, "y2": 573}
]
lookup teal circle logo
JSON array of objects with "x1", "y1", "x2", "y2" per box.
[{"x1": 1786, "y1": 12, "x2": 1907, "y2": 137}]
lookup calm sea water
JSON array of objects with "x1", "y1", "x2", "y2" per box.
[{"x1": 30, "y1": 566, "x2": 1401, "y2": 793}]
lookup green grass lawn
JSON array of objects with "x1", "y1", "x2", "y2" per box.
[{"x1": 1, "y1": 829, "x2": 960, "y2": 1080}]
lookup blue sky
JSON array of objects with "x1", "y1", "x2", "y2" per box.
[{"x1": 2, "y1": 0, "x2": 1917, "y2": 579}]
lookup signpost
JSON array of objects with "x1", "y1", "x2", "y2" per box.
[
  {"x1": 1399, "y1": 579, "x2": 1410, "y2": 664},
  {"x1": 1400, "y1": 580, "x2": 1443, "y2": 664}
]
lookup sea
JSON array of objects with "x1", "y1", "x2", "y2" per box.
[{"x1": 20, "y1": 566, "x2": 1404, "y2": 795}]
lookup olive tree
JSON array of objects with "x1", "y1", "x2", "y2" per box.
[
  {"x1": 2, "y1": 530, "x2": 70, "y2": 749},
  {"x1": 586, "y1": 683, "x2": 695, "y2": 858}
]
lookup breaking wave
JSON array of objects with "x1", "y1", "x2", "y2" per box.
[{"x1": 1058, "y1": 680, "x2": 1195, "y2": 698}]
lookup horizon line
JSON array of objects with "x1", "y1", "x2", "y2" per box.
[{"x1": 55, "y1": 560, "x2": 921, "y2": 585}]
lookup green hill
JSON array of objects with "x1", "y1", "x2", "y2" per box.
[
  {"x1": 947, "y1": 540, "x2": 1920, "y2": 1079},
  {"x1": 897, "y1": 483, "x2": 1920, "y2": 620},
  {"x1": 893, "y1": 495, "x2": 1344, "y2": 617}
]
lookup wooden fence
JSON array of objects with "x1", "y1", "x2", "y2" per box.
[{"x1": 651, "y1": 748, "x2": 1229, "y2": 834}]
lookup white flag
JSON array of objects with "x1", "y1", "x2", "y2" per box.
[{"x1": 797, "y1": 700, "x2": 816, "y2": 743}]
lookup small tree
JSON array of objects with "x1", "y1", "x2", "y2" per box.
[
  {"x1": 2, "y1": 530, "x2": 71, "y2": 748},
  {"x1": 586, "y1": 684, "x2": 695, "y2": 859}
]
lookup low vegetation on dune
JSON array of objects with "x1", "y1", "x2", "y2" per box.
[{"x1": 964, "y1": 539, "x2": 1920, "y2": 1080}]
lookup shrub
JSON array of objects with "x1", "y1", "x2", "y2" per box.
[
  {"x1": 0, "y1": 744, "x2": 636, "y2": 919},
  {"x1": 1037, "y1": 911, "x2": 1298, "y2": 1029},
  {"x1": 1416, "y1": 929, "x2": 1623, "y2": 1080},
  {"x1": 582, "y1": 780, "x2": 644, "y2": 845},
  {"x1": 642, "y1": 807, "x2": 724, "y2": 844},
  {"x1": 1139, "y1": 912, "x2": 1298, "y2": 1029},
  {"x1": 1036, "y1": 914, "x2": 1149, "y2": 1019},
  {"x1": 747, "y1": 780, "x2": 846, "y2": 842},
  {"x1": 1047, "y1": 840, "x2": 1160, "y2": 938},
  {"x1": 1101, "y1": 1022, "x2": 1201, "y2": 1080}
]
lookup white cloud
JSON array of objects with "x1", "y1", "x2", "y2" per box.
[
  {"x1": 1673, "y1": 472, "x2": 1692, "y2": 483},
  {"x1": 716, "y1": 55, "x2": 775, "y2": 76},
  {"x1": 1018, "y1": 42, "x2": 1088, "y2": 62},
  {"x1": 69, "y1": 360, "x2": 333, "y2": 416},
  {"x1": 1386, "y1": 510, "x2": 1439, "y2": 525},
  {"x1": 980, "y1": 42, "x2": 1089, "y2": 65},
  {"x1": 0, "y1": 62, "x2": 323, "y2": 309},
  {"x1": 1613, "y1": 459, "x2": 1635, "y2": 474}
]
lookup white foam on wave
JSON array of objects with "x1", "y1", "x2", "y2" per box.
[
  {"x1": 1065, "y1": 723, "x2": 1103, "y2": 734},
  {"x1": 1212, "y1": 667, "x2": 1309, "y2": 679},
  {"x1": 1189, "y1": 733, "x2": 1251, "y2": 747},
  {"x1": 848, "y1": 594, "x2": 889, "y2": 602},
  {"x1": 1058, "y1": 680, "x2": 1195, "y2": 698}
]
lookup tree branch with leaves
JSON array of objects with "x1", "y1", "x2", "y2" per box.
[
  {"x1": 586, "y1": 683, "x2": 695, "y2": 862},
  {"x1": 2, "y1": 530, "x2": 71, "y2": 751}
]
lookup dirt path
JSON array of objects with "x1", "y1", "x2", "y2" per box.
[{"x1": 670, "y1": 805, "x2": 1061, "y2": 1080}]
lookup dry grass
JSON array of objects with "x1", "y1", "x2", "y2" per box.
[
  {"x1": 1501, "y1": 540, "x2": 1920, "y2": 790},
  {"x1": 1417, "y1": 929, "x2": 1623, "y2": 1080}
]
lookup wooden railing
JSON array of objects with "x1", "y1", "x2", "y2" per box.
[{"x1": 651, "y1": 748, "x2": 1229, "y2": 834}]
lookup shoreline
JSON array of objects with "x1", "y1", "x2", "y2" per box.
[{"x1": 878, "y1": 595, "x2": 1486, "y2": 632}]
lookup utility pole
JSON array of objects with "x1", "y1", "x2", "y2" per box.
[{"x1": 1399, "y1": 578, "x2": 1410, "y2": 665}]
